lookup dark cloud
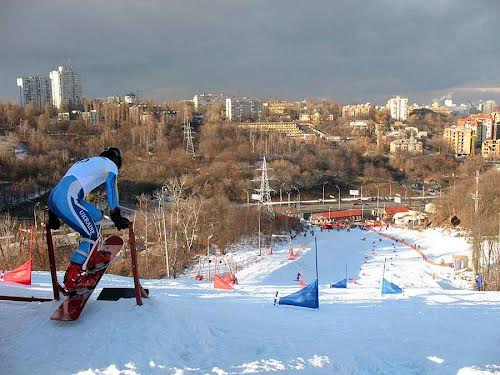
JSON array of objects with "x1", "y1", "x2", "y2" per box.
[{"x1": 1, "y1": 0, "x2": 499, "y2": 103}]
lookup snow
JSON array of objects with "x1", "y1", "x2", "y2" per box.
[{"x1": 1, "y1": 226, "x2": 500, "y2": 374}]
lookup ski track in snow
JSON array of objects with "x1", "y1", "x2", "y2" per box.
[{"x1": 1, "y1": 227, "x2": 500, "y2": 375}]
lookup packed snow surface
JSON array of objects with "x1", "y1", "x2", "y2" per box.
[{"x1": 1, "y1": 226, "x2": 500, "y2": 375}]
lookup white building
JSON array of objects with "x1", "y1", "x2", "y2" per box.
[
  {"x1": 124, "y1": 92, "x2": 136, "y2": 105},
  {"x1": 480, "y1": 100, "x2": 497, "y2": 114},
  {"x1": 387, "y1": 96, "x2": 409, "y2": 121},
  {"x1": 225, "y1": 97, "x2": 262, "y2": 122},
  {"x1": 16, "y1": 76, "x2": 52, "y2": 108},
  {"x1": 49, "y1": 65, "x2": 82, "y2": 110},
  {"x1": 193, "y1": 93, "x2": 226, "y2": 111}
]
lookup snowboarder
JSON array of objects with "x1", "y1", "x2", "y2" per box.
[
  {"x1": 296, "y1": 272, "x2": 302, "y2": 281},
  {"x1": 47, "y1": 147, "x2": 130, "y2": 290}
]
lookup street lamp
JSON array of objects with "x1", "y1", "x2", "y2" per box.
[
  {"x1": 280, "y1": 183, "x2": 285, "y2": 205},
  {"x1": 207, "y1": 234, "x2": 214, "y2": 256},
  {"x1": 294, "y1": 186, "x2": 300, "y2": 209},
  {"x1": 322, "y1": 181, "x2": 329, "y2": 202},
  {"x1": 160, "y1": 185, "x2": 170, "y2": 278},
  {"x1": 335, "y1": 185, "x2": 341, "y2": 210}
]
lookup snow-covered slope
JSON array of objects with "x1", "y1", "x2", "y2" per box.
[{"x1": 1, "y1": 227, "x2": 499, "y2": 375}]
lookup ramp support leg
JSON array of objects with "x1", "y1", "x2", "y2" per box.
[
  {"x1": 129, "y1": 223, "x2": 147, "y2": 306},
  {"x1": 46, "y1": 225, "x2": 60, "y2": 301}
]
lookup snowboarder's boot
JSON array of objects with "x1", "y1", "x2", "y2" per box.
[{"x1": 64, "y1": 263, "x2": 97, "y2": 291}]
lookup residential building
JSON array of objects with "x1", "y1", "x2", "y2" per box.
[
  {"x1": 481, "y1": 139, "x2": 500, "y2": 158},
  {"x1": 387, "y1": 96, "x2": 408, "y2": 121},
  {"x1": 342, "y1": 103, "x2": 372, "y2": 118},
  {"x1": 310, "y1": 209, "x2": 363, "y2": 224},
  {"x1": 349, "y1": 120, "x2": 369, "y2": 130},
  {"x1": 49, "y1": 65, "x2": 82, "y2": 110},
  {"x1": 299, "y1": 113, "x2": 311, "y2": 122},
  {"x1": 124, "y1": 92, "x2": 136, "y2": 105},
  {"x1": 238, "y1": 122, "x2": 305, "y2": 137},
  {"x1": 457, "y1": 115, "x2": 492, "y2": 146},
  {"x1": 225, "y1": 97, "x2": 262, "y2": 122},
  {"x1": 264, "y1": 101, "x2": 295, "y2": 115},
  {"x1": 16, "y1": 76, "x2": 52, "y2": 108},
  {"x1": 81, "y1": 110, "x2": 98, "y2": 125},
  {"x1": 443, "y1": 126, "x2": 474, "y2": 156},
  {"x1": 493, "y1": 112, "x2": 500, "y2": 140},
  {"x1": 57, "y1": 112, "x2": 70, "y2": 122},
  {"x1": 389, "y1": 137, "x2": 423, "y2": 154},
  {"x1": 193, "y1": 93, "x2": 226, "y2": 111},
  {"x1": 479, "y1": 100, "x2": 496, "y2": 114},
  {"x1": 470, "y1": 114, "x2": 494, "y2": 140}
]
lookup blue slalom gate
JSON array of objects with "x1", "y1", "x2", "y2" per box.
[
  {"x1": 330, "y1": 278, "x2": 347, "y2": 288},
  {"x1": 381, "y1": 278, "x2": 403, "y2": 294},
  {"x1": 278, "y1": 279, "x2": 319, "y2": 309}
]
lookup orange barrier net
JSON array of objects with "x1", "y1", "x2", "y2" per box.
[
  {"x1": 367, "y1": 227, "x2": 452, "y2": 268},
  {"x1": 1, "y1": 258, "x2": 32, "y2": 285},
  {"x1": 214, "y1": 273, "x2": 233, "y2": 290}
]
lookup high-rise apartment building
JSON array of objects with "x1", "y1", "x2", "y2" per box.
[
  {"x1": 479, "y1": 100, "x2": 496, "y2": 114},
  {"x1": 193, "y1": 93, "x2": 226, "y2": 111},
  {"x1": 387, "y1": 96, "x2": 409, "y2": 121},
  {"x1": 226, "y1": 97, "x2": 262, "y2": 122},
  {"x1": 443, "y1": 126, "x2": 473, "y2": 156},
  {"x1": 49, "y1": 65, "x2": 82, "y2": 109},
  {"x1": 16, "y1": 76, "x2": 52, "y2": 108}
]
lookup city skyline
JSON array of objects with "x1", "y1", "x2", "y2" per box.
[{"x1": 1, "y1": 0, "x2": 500, "y2": 104}]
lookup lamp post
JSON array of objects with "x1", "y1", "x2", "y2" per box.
[
  {"x1": 280, "y1": 183, "x2": 285, "y2": 205},
  {"x1": 33, "y1": 202, "x2": 39, "y2": 228},
  {"x1": 322, "y1": 181, "x2": 329, "y2": 202},
  {"x1": 376, "y1": 185, "x2": 380, "y2": 216},
  {"x1": 360, "y1": 184, "x2": 364, "y2": 219},
  {"x1": 207, "y1": 234, "x2": 214, "y2": 257},
  {"x1": 294, "y1": 186, "x2": 300, "y2": 210},
  {"x1": 335, "y1": 184, "x2": 341, "y2": 210},
  {"x1": 258, "y1": 203, "x2": 262, "y2": 256},
  {"x1": 160, "y1": 185, "x2": 170, "y2": 278}
]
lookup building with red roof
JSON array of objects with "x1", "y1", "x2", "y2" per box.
[{"x1": 310, "y1": 209, "x2": 362, "y2": 224}]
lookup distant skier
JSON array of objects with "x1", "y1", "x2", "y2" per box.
[
  {"x1": 296, "y1": 272, "x2": 302, "y2": 281},
  {"x1": 47, "y1": 147, "x2": 130, "y2": 290}
]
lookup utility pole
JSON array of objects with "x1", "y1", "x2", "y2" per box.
[
  {"x1": 258, "y1": 203, "x2": 262, "y2": 256},
  {"x1": 335, "y1": 184, "x2": 341, "y2": 210},
  {"x1": 474, "y1": 170, "x2": 479, "y2": 214},
  {"x1": 471, "y1": 170, "x2": 480, "y2": 275},
  {"x1": 322, "y1": 181, "x2": 329, "y2": 202},
  {"x1": 360, "y1": 184, "x2": 364, "y2": 219},
  {"x1": 160, "y1": 188, "x2": 170, "y2": 278}
]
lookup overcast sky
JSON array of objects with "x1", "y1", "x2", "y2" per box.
[{"x1": 1, "y1": 0, "x2": 499, "y2": 104}]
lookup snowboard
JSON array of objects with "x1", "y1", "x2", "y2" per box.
[{"x1": 50, "y1": 235, "x2": 124, "y2": 321}]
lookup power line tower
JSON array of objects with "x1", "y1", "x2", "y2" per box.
[
  {"x1": 183, "y1": 108, "x2": 196, "y2": 157},
  {"x1": 254, "y1": 156, "x2": 274, "y2": 214}
]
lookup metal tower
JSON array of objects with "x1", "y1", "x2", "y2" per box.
[
  {"x1": 254, "y1": 156, "x2": 274, "y2": 213},
  {"x1": 183, "y1": 109, "x2": 196, "y2": 157}
]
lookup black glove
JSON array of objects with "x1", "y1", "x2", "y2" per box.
[
  {"x1": 110, "y1": 208, "x2": 130, "y2": 231},
  {"x1": 48, "y1": 210, "x2": 61, "y2": 230}
]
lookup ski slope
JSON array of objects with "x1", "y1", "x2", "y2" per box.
[{"x1": 1, "y1": 227, "x2": 500, "y2": 375}]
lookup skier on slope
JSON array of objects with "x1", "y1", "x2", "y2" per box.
[{"x1": 47, "y1": 147, "x2": 130, "y2": 290}]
